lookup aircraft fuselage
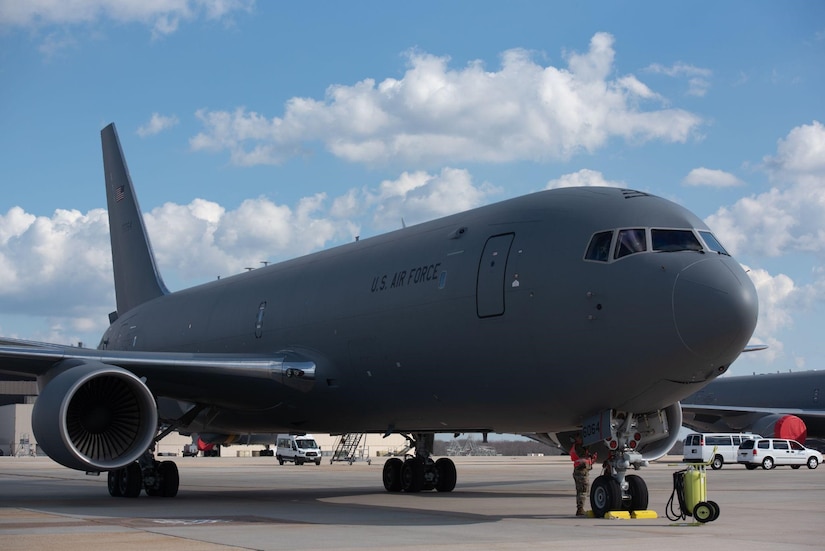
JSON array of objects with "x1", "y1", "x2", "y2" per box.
[{"x1": 100, "y1": 187, "x2": 758, "y2": 436}]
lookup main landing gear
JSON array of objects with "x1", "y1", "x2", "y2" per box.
[
  {"x1": 107, "y1": 450, "x2": 180, "y2": 498},
  {"x1": 589, "y1": 413, "x2": 650, "y2": 518},
  {"x1": 382, "y1": 433, "x2": 457, "y2": 493}
]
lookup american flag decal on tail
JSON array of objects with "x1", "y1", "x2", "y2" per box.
[{"x1": 115, "y1": 185, "x2": 125, "y2": 202}]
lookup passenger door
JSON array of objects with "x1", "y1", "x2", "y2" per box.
[
  {"x1": 772, "y1": 439, "x2": 793, "y2": 465},
  {"x1": 789, "y1": 440, "x2": 807, "y2": 465},
  {"x1": 476, "y1": 233, "x2": 515, "y2": 317}
]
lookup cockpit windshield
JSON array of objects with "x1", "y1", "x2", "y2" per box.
[
  {"x1": 651, "y1": 229, "x2": 703, "y2": 253},
  {"x1": 615, "y1": 229, "x2": 646, "y2": 259},
  {"x1": 699, "y1": 231, "x2": 730, "y2": 255},
  {"x1": 584, "y1": 228, "x2": 727, "y2": 262}
]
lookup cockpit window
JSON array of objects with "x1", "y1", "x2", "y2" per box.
[
  {"x1": 614, "y1": 229, "x2": 646, "y2": 259},
  {"x1": 651, "y1": 229, "x2": 703, "y2": 253},
  {"x1": 699, "y1": 231, "x2": 730, "y2": 255},
  {"x1": 585, "y1": 231, "x2": 613, "y2": 262},
  {"x1": 586, "y1": 227, "x2": 714, "y2": 263}
]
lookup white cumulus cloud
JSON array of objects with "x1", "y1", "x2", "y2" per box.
[
  {"x1": 0, "y1": 0, "x2": 254, "y2": 39},
  {"x1": 191, "y1": 33, "x2": 704, "y2": 167},
  {"x1": 645, "y1": 62, "x2": 712, "y2": 97},
  {"x1": 705, "y1": 121, "x2": 825, "y2": 258},
  {"x1": 137, "y1": 113, "x2": 180, "y2": 137},
  {"x1": 545, "y1": 169, "x2": 625, "y2": 189},
  {"x1": 682, "y1": 167, "x2": 744, "y2": 188}
]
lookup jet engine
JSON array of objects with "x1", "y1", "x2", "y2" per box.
[
  {"x1": 752, "y1": 413, "x2": 808, "y2": 443},
  {"x1": 32, "y1": 361, "x2": 158, "y2": 472}
]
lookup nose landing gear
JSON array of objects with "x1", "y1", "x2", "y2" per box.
[{"x1": 589, "y1": 413, "x2": 651, "y2": 518}]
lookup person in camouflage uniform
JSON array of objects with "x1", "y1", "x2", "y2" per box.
[{"x1": 570, "y1": 434, "x2": 596, "y2": 516}]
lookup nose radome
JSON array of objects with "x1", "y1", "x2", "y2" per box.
[{"x1": 672, "y1": 258, "x2": 759, "y2": 361}]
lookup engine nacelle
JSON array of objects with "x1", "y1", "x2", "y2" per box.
[
  {"x1": 752, "y1": 414, "x2": 808, "y2": 443},
  {"x1": 32, "y1": 361, "x2": 158, "y2": 472}
]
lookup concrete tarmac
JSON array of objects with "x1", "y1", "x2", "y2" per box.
[{"x1": 1, "y1": 455, "x2": 821, "y2": 550}]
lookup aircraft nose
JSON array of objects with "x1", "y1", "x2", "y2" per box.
[{"x1": 672, "y1": 258, "x2": 758, "y2": 361}]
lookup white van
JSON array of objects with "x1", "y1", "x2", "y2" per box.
[
  {"x1": 737, "y1": 438, "x2": 822, "y2": 470},
  {"x1": 683, "y1": 432, "x2": 762, "y2": 470},
  {"x1": 276, "y1": 434, "x2": 322, "y2": 465}
]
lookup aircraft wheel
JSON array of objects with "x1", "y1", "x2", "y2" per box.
[
  {"x1": 159, "y1": 461, "x2": 179, "y2": 497},
  {"x1": 401, "y1": 458, "x2": 425, "y2": 492},
  {"x1": 625, "y1": 474, "x2": 648, "y2": 510},
  {"x1": 807, "y1": 457, "x2": 819, "y2": 469},
  {"x1": 119, "y1": 462, "x2": 143, "y2": 498},
  {"x1": 107, "y1": 470, "x2": 123, "y2": 497},
  {"x1": 693, "y1": 501, "x2": 714, "y2": 523},
  {"x1": 382, "y1": 458, "x2": 403, "y2": 492},
  {"x1": 762, "y1": 457, "x2": 775, "y2": 470},
  {"x1": 590, "y1": 475, "x2": 621, "y2": 518},
  {"x1": 435, "y1": 458, "x2": 457, "y2": 493},
  {"x1": 711, "y1": 455, "x2": 724, "y2": 470}
]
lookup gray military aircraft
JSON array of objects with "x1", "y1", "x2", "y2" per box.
[
  {"x1": 682, "y1": 370, "x2": 825, "y2": 447},
  {"x1": 0, "y1": 123, "x2": 758, "y2": 516}
]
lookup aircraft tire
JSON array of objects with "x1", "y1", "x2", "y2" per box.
[
  {"x1": 107, "y1": 470, "x2": 123, "y2": 497},
  {"x1": 625, "y1": 474, "x2": 648, "y2": 510},
  {"x1": 119, "y1": 462, "x2": 143, "y2": 498},
  {"x1": 435, "y1": 458, "x2": 457, "y2": 492},
  {"x1": 590, "y1": 475, "x2": 621, "y2": 518},
  {"x1": 401, "y1": 458, "x2": 425, "y2": 493},
  {"x1": 383, "y1": 457, "x2": 403, "y2": 492},
  {"x1": 158, "y1": 461, "x2": 179, "y2": 497}
]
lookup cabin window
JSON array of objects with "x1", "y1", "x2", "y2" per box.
[
  {"x1": 614, "y1": 229, "x2": 646, "y2": 259},
  {"x1": 651, "y1": 229, "x2": 703, "y2": 253},
  {"x1": 585, "y1": 231, "x2": 613, "y2": 262}
]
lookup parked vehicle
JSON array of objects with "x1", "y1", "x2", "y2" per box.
[
  {"x1": 737, "y1": 438, "x2": 822, "y2": 470},
  {"x1": 683, "y1": 432, "x2": 762, "y2": 470},
  {"x1": 276, "y1": 434, "x2": 322, "y2": 465}
]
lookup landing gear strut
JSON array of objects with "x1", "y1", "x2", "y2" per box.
[
  {"x1": 589, "y1": 412, "x2": 650, "y2": 517},
  {"x1": 382, "y1": 433, "x2": 457, "y2": 493}
]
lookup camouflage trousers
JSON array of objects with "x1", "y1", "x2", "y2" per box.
[{"x1": 573, "y1": 467, "x2": 590, "y2": 510}]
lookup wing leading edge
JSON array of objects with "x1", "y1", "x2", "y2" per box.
[{"x1": 0, "y1": 338, "x2": 315, "y2": 409}]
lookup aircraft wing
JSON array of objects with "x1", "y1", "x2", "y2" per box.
[
  {"x1": 681, "y1": 403, "x2": 825, "y2": 440},
  {"x1": 0, "y1": 337, "x2": 315, "y2": 409}
]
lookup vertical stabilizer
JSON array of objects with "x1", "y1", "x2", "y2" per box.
[{"x1": 101, "y1": 123, "x2": 168, "y2": 316}]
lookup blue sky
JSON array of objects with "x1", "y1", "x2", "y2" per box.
[{"x1": 0, "y1": 1, "x2": 823, "y2": 376}]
